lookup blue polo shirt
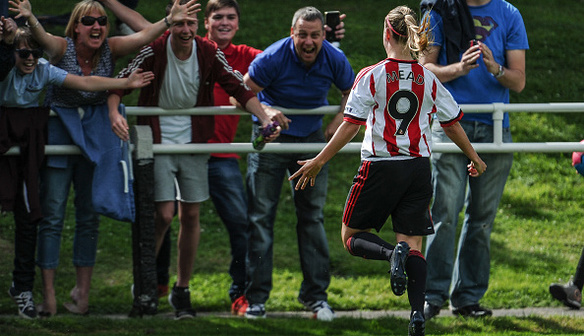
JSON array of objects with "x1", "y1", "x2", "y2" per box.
[
  {"x1": 248, "y1": 37, "x2": 354, "y2": 137},
  {"x1": 427, "y1": 0, "x2": 528, "y2": 127}
]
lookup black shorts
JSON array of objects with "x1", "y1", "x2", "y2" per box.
[{"x1": 342, "y1": 158, "x2": 434, "y2": 236}]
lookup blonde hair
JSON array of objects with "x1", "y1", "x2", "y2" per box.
[
  {"x1": 384, "y1": 6, "x2": 432, "y2": 60},
  {"x1": 64, "y1": 0, "x2": 110, "y2": 39},
  {"x1": 14, "y1": 27, "x2": 41, "y2": 50}
]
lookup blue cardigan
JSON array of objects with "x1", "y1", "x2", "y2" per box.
[{"x1": 48, "y1": 104, "x2": 135, "y2": 222}]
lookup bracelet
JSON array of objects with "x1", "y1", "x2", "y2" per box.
[
  {"x1": 493, "y1": 64, "x2": 505, "y2": 78},
  {"x1": 164, "y1": 16, "x2": 171, "y2": 28},
  {"x1": 26, "y1": 19, "x2": 40, "y2": 29}
]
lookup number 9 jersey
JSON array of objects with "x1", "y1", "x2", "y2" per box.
[{"x1": 343, "y1": 58, "x2": 463, "y2": 161}]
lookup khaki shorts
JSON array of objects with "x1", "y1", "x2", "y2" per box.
[{"x1": 153, "y1": 154, "x2": 210, "y2": 203}]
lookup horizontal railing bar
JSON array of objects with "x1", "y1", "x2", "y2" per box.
[
  {"x1": 6, "y1": 103, "x2": 584, "y2": 156},
  {"x1": 44, "y1": 102, "x2": 584, "y2": 117},
  {"x1": 120, "y1": 102, "x2": 584, "y2": 115},
  {"x1": 5, "y1": 142, "x2": 584, "y2": 156}
]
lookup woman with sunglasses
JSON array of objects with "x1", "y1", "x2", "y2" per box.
[
  {"x1": 8, "y1": 0, "x2": 199, "y2": 317},
  {"x1": 0, "y1": 17, "x2": 154, "y2": 319}
]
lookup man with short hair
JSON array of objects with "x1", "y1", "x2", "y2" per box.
[
  {"x1": 242, "y1": 6, "x2": 355, "y2": 320},
  {"x1": 107, "y1": 1, "x2": 275, "y2": 319},
  {"x1": 420, "y1": 0, "x2": 528, "y2": 319},
  {"x1": 201, "y1": 0, "x2": 260, "y2": 316}
]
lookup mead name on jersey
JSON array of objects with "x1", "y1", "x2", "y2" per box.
[{"x1": 386, "y1": 70, "x2": 425, "y2": 86}]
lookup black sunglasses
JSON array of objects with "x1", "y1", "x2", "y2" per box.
[
  {"x1": 15, "y1": 48, "x2": 44, "y2": 59},
  {"x1": 80, "y1": 16, "x2": 108, "y2": 26}
]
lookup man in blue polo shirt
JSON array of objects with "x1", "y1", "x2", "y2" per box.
[{"x1": 242, "y1": 6, "x2": 354, "y2": 320}]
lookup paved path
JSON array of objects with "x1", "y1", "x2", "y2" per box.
[
  {"x1": 200, "y1": 307, "x2": 584, "y2": 319},
  {"x1": 1, "y1": 307, "x2": 583, "y2": 320}
]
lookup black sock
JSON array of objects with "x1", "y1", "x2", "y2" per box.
[
  {"x1": 405, "y1": 250, "x2": 426, "y2": 313},
  {"x1": 346, "y1": 232, "x2": 394, "y2": 260},
  {"x1": 574, "y1": 247, "x2": 584, "y2": 290}
]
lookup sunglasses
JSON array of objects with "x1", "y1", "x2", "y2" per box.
[
  {"x1": 80, "y1": 16, "x2": 108, "y2": 26},
  {"x1": 15, "y1": 48, "x2": 44, "y2": 59}
]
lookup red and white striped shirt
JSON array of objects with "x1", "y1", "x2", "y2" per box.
[{"x1": 344, "y1": 58, "x2": 462, "y2": 161}]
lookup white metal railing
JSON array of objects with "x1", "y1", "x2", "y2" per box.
[{"x1": 5, "y1": 102, "x2": 584, "y2": 155}]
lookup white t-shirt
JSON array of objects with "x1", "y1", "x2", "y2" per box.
[{"x1": 159, "y1": 38, "x2": 200, "y2": 144}]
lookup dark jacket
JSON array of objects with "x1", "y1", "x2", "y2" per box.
[
  {"x1": 111, "y1": 32, "x2": 255, "y2": 144},
  {"x1": 0, "y1": 106, "x2": 49, "y2": 221},
  {"x1": 420, "y1": 0, "x2": 475, "y2": 65}
]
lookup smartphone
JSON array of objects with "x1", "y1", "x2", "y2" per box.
[
  {"x1": 469, "y1": 39, "x2": 479, "y2": 64},
  {"x1": 325, "y1": 11, "x2": 341, "y2": 42}
]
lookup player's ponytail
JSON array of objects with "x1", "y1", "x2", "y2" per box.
[{"x1": 385, "y1": 6, "x2": 433, "y2": 60}]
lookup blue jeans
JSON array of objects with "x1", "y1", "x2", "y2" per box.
[
  {"x1": 208, "y1": 157, "x2": 249, "y2": 300},
  {"x1": 425, "y1": 121, "x2": 513, "y2": 309},
  {"x1": 37, "y1": 157, "x2": 100, "y2": 269},
  {"x1": 245, "y1": 127, "x2": 330, "y2": 305}
]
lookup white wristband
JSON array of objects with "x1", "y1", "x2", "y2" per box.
[{"x1": 493, "y1": 64, "x2": 505, "y2": 78}]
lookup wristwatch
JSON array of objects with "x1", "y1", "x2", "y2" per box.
[{"x1": 493, "y1": 64, "x2": 505, "y2": 78}]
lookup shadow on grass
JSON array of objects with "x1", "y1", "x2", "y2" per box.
[
  {"x1": 431, "y1": 315, "x2": 584, "y2": 335},
  {"x1": 2, "y1": 315, "x2": 584, "y2": 336}
]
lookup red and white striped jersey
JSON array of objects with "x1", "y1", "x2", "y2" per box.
[{"x1": 344, "y1": 58, "x2": 463, "y2": 161}]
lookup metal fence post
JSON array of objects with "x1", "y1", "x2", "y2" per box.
[
  {"x1": 128, "y1": 125, "x2": 158, "y2": 317},
  {"x1": 492, "y1": 103, "x2": 505, "y2": 146}
]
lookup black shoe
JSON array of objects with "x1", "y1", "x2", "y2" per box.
[
  {"x1": 549, "y1": 281, "x2": 582, "y2": 309},
  {"x1": 168, "y1": 283, "x2": 196, "y2": 320},
  {"x1": 409, "y1": 310, "x2": 425, "y2": 336},
  {"x1": 389, "y1": 241, "x2": 410, "y2": 296},
  {"x1": 423, "y1": 301, "x2": 441, "y2": 320},
  {"x1": 452, "y1": 304, "x2": 492, "y2": 318},
  {"x1": 8, "y1": 286, "x2": 38, "y2": 319}
]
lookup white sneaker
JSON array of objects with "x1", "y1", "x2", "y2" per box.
[
  {"x1": 301, "y1": 299, "x2": 335, "y2": 321},
  {"x1": 244, "y1": 303, "x2": 266, "y2": 319}
]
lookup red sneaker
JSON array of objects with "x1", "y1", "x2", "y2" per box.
[
  {"x1": 231, "y1": 296, "x2": 249, "y2": 316},
  {"x1": 157, "y1": 284, "x2": 169, "y2": 298}
]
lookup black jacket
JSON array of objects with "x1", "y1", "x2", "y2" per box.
[{"x1": 420, "y1": 0, "x2": 475, "y2": 65}]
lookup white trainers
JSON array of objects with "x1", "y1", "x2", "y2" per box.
[
  {"x1": 244, "y1": 303, "x2": 266, "y2": 319},
  {"x1": 300, "y1": 299, "x2": 336, "y2": 321}
]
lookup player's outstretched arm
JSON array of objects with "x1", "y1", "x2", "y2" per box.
[
  {"x1": 289, "y1": 120, "x2": 360, "y2": 190},
  {"x1": 442, "y1": 122, "x2": 487, "y2": 177}
]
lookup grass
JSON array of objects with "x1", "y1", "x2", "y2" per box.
[{"x1": 2, "y1": 0, "x2": 584, "y2": 334}]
